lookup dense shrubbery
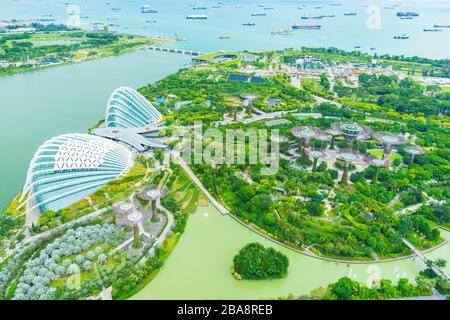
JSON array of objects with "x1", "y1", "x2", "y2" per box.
[
  {"x1": 232, "y1": 243, "x2": 289, "y2": 280},
  {"x1": 302, "y1": 275, "x2": 433, "y2": 300}
]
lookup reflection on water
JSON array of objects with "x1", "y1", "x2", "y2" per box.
[
  {"x1": 0, "y1": 50, "x2": 190, "y2": 209},
  {"x1": 132, "y1": 204, "x2": 449, "y2": 299}
]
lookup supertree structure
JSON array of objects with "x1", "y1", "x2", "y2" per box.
[
  {"x1": 139, "y1": 185, "x2": 168, "y2": 222},
  {"x1": 331, "y1": 122, "x2": 372, "y2": 150},
  {"x1": 368, "y1": 158, "x2": 386, "y2": 184},
  {"x1": 336, "y1": 150, "x2": 365, "y2": 185},
  {"x1": 373, "y1": 131, "x2": 407, "y2": 161},
  {"x1": 326, "y1": 127, "x2": 340, "y2": 150},
  {"x1": 305, "y1": 149, "x2": 324, "y2": 172},
  {"x1": 114, "y1": 201, "x2": 151, "y2": 247},
  {"x1": 128, "y1": 212, "x2": 143, "y2": 246},
  {"x1": 404, "y1": 146, "x2": 425, "y2": 164},
  {"x1": 292, "y1": 126, "x2": 326, "y2": 150}
]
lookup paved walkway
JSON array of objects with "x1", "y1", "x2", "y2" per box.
[
  {"x1": 175, "y1": 155, "x2": 229, "y2": 215},
  {"x1": 402, "y1": 238, "x2": 449, "y2": 281}
]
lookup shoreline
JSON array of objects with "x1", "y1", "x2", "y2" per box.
[{"x1": 0, "y1": 35, "x2": 174, "y2": 78}]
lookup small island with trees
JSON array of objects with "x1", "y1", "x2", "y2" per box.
[{"x1": 231, "y1": 243, "x2": 289, "y2": 280}]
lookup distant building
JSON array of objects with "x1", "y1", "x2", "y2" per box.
[
  {"x1": 92, "y1": 87, "x2": 166, "y2": 151},
  {"x1": 92, "y1": 22, "x2": 106, "y2": 32},
  {"x1": 293, "y1": 56, "x2": 325, "y2": 70}
]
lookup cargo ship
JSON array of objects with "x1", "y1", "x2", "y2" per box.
[
  {"x1": 423, "y1": 28, "x2": 442, "y2": 32},
  {"x1": 192, "y1": 6, "x2": 207, "y2": 10},
  {"x1": 301, "y1": 15, "x2": 323, "y2": 20},
  {"x1": 344, "y1": 12, "x2": 357, "y2": 16},
  {"x1": 252, "y1": 12, "x2": 267, "y2": 16},
  {"x1": 242, "y1": 22, "x2": 256, "y2": 26},
  {"x1": 292, "y1": 24, "x2": 321, "y2": 30},
  {"x1": 187, "y1": 15, "x2": 208, "y2": 20},
  {"x1": 434, "y1": 24, "x2": 450, "y2": 28},
  {"x1": 141, "y1": 5, "x2": 157, "y2": 13},
  {"x1": 397, "y1": 12, "x2": 419, "y2": 17}
]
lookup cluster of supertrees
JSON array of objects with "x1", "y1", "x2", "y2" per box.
[
  {"x1": 291, "y1": 122, "x2": 425, "y2": 185},
  {"x1": 113, "y1": 185, "x2": 168, "y2": 248}
]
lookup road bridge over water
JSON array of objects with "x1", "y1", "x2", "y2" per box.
[{"x1": 146, "y1": 46, "x2": 206, "y2": 56}]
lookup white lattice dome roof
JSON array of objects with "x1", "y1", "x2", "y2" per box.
[
  {"x1": 105, "y1": 87, "x2": 162, "y2": 128},
  {"x1": 19, "y1": 134, "x2": 133, "y2": 214}
]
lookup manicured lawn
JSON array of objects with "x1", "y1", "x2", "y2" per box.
[{"x1": 368, "y1": 149, "x2": 403, "y2": 162}]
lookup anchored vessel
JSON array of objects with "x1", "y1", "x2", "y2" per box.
[
  {"x1": 141, "y1": 5, "x2": 157, "y2": 13},
  {"x1": 423, "y1": 28, "x2": 442, "y2": 32},
  {"x1": 187, "y1": 14, "x2": 208, "y2": 20},
  {"x1": 292, "y1": 24, "x2": 321, "y2": 30},
  {"x1": 192, "y1": 5, "x2": 207, "y2": 10},
  {"x1": 397, "y1": 11, "x2": 419, "y2": 17},
  {"x1": 394, "y1": 33, "x2": 409, "y2": 39}
]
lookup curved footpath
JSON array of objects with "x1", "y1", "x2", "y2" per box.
[{"x1": 177, "y1": 156, "x2": 449, "y2": 266}]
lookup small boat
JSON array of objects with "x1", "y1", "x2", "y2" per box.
[
  {"x1": 187, "y1": 14, "x2": 208, "y2": 20},
  {"x1": 192, "y1": 6, "x2": 207, "y2": 10},
  {"x1": 292, "y1": 24, "x2": 321, "y2": 30},
  {"x1": 370, "y1": 47, "x2": 376, "y2": 50},
  {"x1": 263, "y1": 7, "x2": 274, "y2": 10},
  {"x1": 434, "y1": 24, "x2": 450, "y2": 28},
  {"x1": 344, "y1": 12, "x2": 357, "y2": 16},
  {"x1": 394, "y1": 33, "x2": 409, "y2": 39},
  {"x1": 252, "y1": 12, "x2": 267, "y2": 16},
  {"x1": 141, "y1": 5, "x2": 157, "y2": 13},
  {"x1": 301, "y1": 15, "x2": 323, "y2": 20},
  {"x1": 242, "y1": 22, "x2": 256, "y2": 26},
  {"x1": 423, "y1": 28, "x2": 442, "y2": 32},
  {"x1": 145, "y1": 20, "x2": 157, "y2": 23},
  {"x1": 219, "y1": 35, "x2": 231, "y2": 39}
]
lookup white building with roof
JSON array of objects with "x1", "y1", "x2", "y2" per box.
[
  {"x1": 18, "y1": 134, "x2": 133, "y2": 225},
  {"x1": 93, "y1": 87, "x2": 166, "y2": 151}
]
